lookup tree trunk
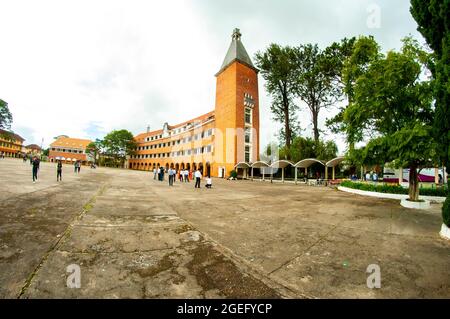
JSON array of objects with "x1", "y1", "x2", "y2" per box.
[
  {"x1": 284, "y1": 101, "x2": 291, "y2": 159},
  {"x1": 408, "y1": 166, "x2": 419, "y2": 202},
  {"x1": 312, "y1": 108, "x2": 319, "y2": 145}
]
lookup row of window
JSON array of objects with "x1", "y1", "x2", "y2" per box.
[
  {"x1": 136, "y1": 129, "x2": 214, "y2": 151},
  {"x1": 131, "y1": 145, "x2": 213, "y2": 159},
  {"x1": 51, "y1": 147, "x2": 84, "y2": 154},
  {"x1": 144, "y1": 117, "x2": 214, "y2": 142},
  {"x1": 0, "y1": 142, "x2": 20, "y2": 149}
]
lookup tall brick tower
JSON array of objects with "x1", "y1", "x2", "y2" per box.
[{"x1": 213, "y1": 28, "x2": 260, "y2": 178}]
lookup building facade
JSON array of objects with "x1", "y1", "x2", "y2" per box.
[
  {"x1": 0, "y1": 129, "x2": 25, "y2": 157},
  {"x1": 48, "y1": 136, "x2": 93, "y2": 164},
  {"x1": 129, "y1": 29, "x2": 260, "y2": 177},
  {"x1": 25, "y1": 144, "x2": 43, "y2": 156}
]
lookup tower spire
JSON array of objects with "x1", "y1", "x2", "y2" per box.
[
  {"x1": 232, "y1": 28, "x2": 242, "y2": 41},
  {"x1": 216, "y1": 28, "x2": 257, "y2": 76}
]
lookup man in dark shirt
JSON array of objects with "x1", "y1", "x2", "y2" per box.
[
  {"x1": 32, "y1": 157, "x2": 40, "y2": 183},
  {"x1": 57, "y1": 160, "x2": 63, "y2": 182}
]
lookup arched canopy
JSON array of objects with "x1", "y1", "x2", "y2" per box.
[
  {"x1": 326, "y1": 156, "x2": 345, "y2": 168},
  {"x1": 294, "y1": 158, "x2": 325, "y2": 168},
  {"x1": 251, "y1": 161, "x2": 270, "y2": 168},
  {"x1": 234, "y1": 162, "x2": 251, "y2": 169},
  {"x1": 270, "y1": 160, "x2": 294, "y2": 169}
]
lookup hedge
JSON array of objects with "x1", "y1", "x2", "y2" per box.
[
  {"x1": 340, "y1": 181, "x2": 448, "y2": 197},
  {"x1": 443, "y1": 196, "x2": 450, "y2": 227}
]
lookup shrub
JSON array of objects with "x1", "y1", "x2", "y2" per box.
[
  {"x1": 340, "y1": 181, "x2": 448, "y2": 197},
  {"x1": 443, "y1": 195, "x2": 450, "y2": 227}
]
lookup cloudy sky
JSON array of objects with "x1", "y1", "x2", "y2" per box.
[{"x1": 0, "y1": 0, "x2": 424, "y2": 152}]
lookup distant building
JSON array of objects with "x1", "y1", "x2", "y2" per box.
[
  {"x1": 0, "y1": 129, "x2": 25, "y2": 157},
  {"x1": 49, "y1": 136, "x2": 92, "y2": 164},
  {"x1": 25, "y1": 144, "x2": 42, "y2": 156},
  {"x1": 129, "y1": 29, "x2": 260, "y2": 177}
]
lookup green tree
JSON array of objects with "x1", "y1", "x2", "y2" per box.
[
  {"x1": 411, "y1": 0, "x2": 450, "y2": 226},
  {"x1": 255, "y1": 44, "x2": 300, "y2": 156},
  {"x1": 326, "y1": 36, "x2": 381, "y2": 137},
  {"x1": 0, "y1": 99, "x2": 13, "y2": 130},
  {"x1": 294, "y1": 44, "x2": 342, "y2": 145},
  {"x1": 343, "y1": 38, "x2": 436, "y2": 201},
  {"x1": 102, "y1": 130, "x2": 136, "y2": 168},
  {"x1": 410, "y1": 0, "x2": 450, "y2": 181},
  {"x1": 86, "y1": 139, "x2": 102, "y2": 165},
  {"x1": 282, "y1": 136, "x2": 338, "y2": 163}
]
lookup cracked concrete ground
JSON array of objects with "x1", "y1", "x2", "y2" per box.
[{"x1": 0, "y1": 158, "x2": 449, "y2": 298}]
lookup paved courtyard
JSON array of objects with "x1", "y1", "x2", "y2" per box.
[{"x1": 0, "y1": 158, "x2": 449, "y2": 298}]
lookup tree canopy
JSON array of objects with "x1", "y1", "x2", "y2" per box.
[
  {"x1": 0, "y1": 99, "x2": 13, "y2": 130},
  {"x1": 101, "y1": 130, "x2": 136, "y2": 167},
  {"x1": 342, "y1": 38, "x2": 436, "y2": 201},
  {"x1": 410, "y1": 0, "x2": 450, "y2": 177},
  {"x1": 255, "y1": 44, "x2": 301, "y2": 155}
]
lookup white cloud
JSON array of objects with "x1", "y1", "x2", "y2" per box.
[{"x1": 0, "y1": 0, "x2": 424, "y2": 154}]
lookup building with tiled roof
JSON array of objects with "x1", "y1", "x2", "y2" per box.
[
  {"x1": 129, "y1": 29, "x2": 260, "y2": 178},
  {"x1": 0, "y1": 129, "x2": 25, "y2": 157},
  {"x1": 49, "y1": 136, "x2": 93, "y2": 164}
]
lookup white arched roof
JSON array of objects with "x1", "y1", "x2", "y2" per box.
[
  {"x1": 234, "y1": 162, "x2": 251, "y2": 169},
  {"x1": 251, "y1": 161, "x2": 270, "y2": 168},
  {"x1": 270, "y1": 160, "x2": 294, "y2": 169},
  {"x1": 294, "y1": 158, "x2": 325, "y2": 168},
  {"x1": 326, "y1": 156, "x2": 346, "y2": 168}
]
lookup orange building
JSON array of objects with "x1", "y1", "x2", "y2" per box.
[
  {"x1": 129, "y1": 29, "x2": 259, "y2": 177},
  {"x1": 0, "y1": 129, "x2": 25, "y2": 157},
  {"x1": 49, "y1": 136, "x2": 93, "y2": 164}
]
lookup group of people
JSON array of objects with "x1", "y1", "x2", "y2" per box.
[
  {"x1": 365, "y1": 171, "x2": 378, "y2": 182},
  {"x1": 74, "y1": 160, "x2": 81, "y2": 174},
  {"x1": 153, "y1": 167, "x2": 212, "y2": 189},
  {"x1": 26, "y1": 157, "x2": 85, "y2": 183}
]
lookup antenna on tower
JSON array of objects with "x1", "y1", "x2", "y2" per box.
[{"x1": 147, "y1": 125, "x2": 150, "y2": 133}]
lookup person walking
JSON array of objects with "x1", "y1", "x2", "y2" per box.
[
  {"x1": 194, "y1": 169, "x2": 202, "y2": 188},
  {"x1": 57, "y1": 160, "x2": 63, "y2": 182},
  {"x1": 32, "y1": 156, "x2": 40, "y2": 183},
  {"x1": 179, "y1": 169, "x2": 184, "y2": 182},
  {"x1": 74, "y1": 161, "x2": 78, "y2": 174},
  {"x1": 153, "y1": 168, "x2": 157, "y2": 180},
  {"x1": 77, "y1": 161, "x2": 81, "y2": 174},
  {"x1": 184, "y1": 169, "x2": 189, "y2": 182},
  {"x1": 160, "y1": 166, "x2": 165, "y2": 181},
  {"x1": 168, "y1": 168, "x2": 175, "y2": 186}
]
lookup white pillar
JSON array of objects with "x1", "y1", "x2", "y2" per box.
[
  {"x1": 399, "y1": 168, "x2": 403, "y2": 184},
  {"x1": 262, "y1": 168, "x2": 265, "y2": 181},
  {"x1": 251, "y1": 167, "x2": 254, "y2": 181},
  {"x1": 332, "y1": 166, "x2": 335, "y2": 180},
  {"x1": 282, "y1": 167, "x2": 285, "y2": 183},
  {"x1": 435, "y1": 167, "x2": 439, "y2": 185},
  {"x1": 295, "y1": 167, "x2": 298, "y2": 184},
  {"x1": 325, "y1": 166, "x2": 328, "y2": 180}
]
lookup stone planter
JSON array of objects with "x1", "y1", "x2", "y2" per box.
[
  {"x1": 400, "y1": 198, "x2": 431, "y2": 209},
  {"x1": 440, "y1": 224, "x2": 450, "y2": 240}
]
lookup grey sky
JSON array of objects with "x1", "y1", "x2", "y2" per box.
[{"x1": 0, "y1": 0, "x2": 423, "y2": 152}]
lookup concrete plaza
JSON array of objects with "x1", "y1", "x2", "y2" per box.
[{"x1": 0, "y1": 158, "x2": 449, "y2": 298}]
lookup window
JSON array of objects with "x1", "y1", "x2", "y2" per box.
[
  {"x1": 245, "y1": 146, "x2": 251, "y2": 163},
  {"x1": 245, "y1": 127, "x2": 251, "y2": 144},
  {"x1": 245, "y1": 108, "x2": 252, "y2": 124}
]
